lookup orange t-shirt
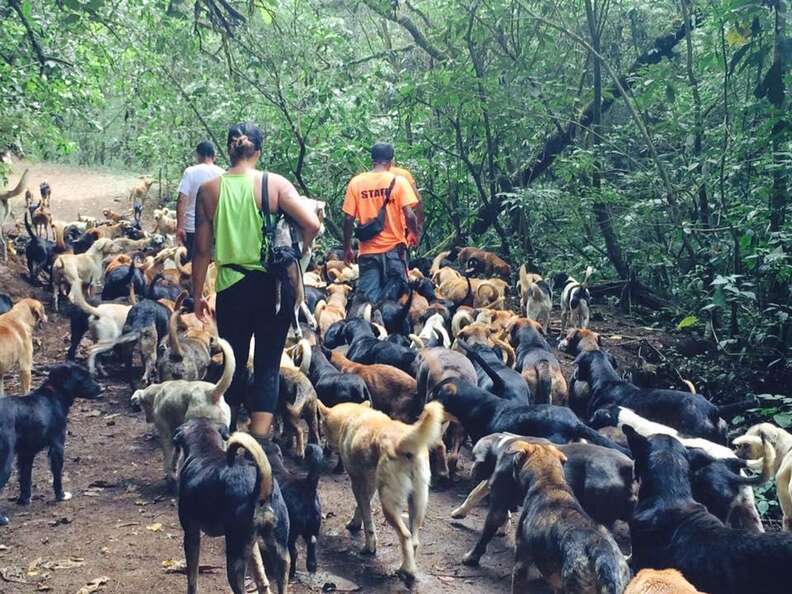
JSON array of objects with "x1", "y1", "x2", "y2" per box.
[
  {"x1": 390, "y1": 165, "x2": 416, "y2": 190},
  {"x1": 343, "y1": 171, "x2": 418, "y2": 255}
]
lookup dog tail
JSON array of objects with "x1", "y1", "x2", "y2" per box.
[
  {"x1": 475, "y1": 281, "x2": 499, "y2": 307},
  {"x1": 24, "y1": 209, "x2": 35, "y2": 239},
  {"x1": 581, "y1": 265, "x2": 594, "y2": 289},
  {"x1": 87, "y1": 330, "x2": 142, "y2": 374},
  {"x1": 396, "y1": 401, "x2": 444, "y2": 456},
  {"x1": 461, "y1": 275, "x2": 474, "y2": 306},
  {"x1": 297, "y1": 339, "x2": 312, "y2": 376},
  {"x1": 575, "y1": 423, "x2": 632, "y2": 458},
  {"x1": 718, "y1": 397, "x2": 758, "y2": 417},
  {"x1": 534, "y1": 360, "x2": 552, "y2": 404},
  {"x1": 0, "y1": 168, "x2": 29, "y2": 201},
  {"x1": 174, "y1": 246, "x2": 189, "y2": 276},
  {"x1": 303, "y1": 443, "x2": 324, "y2": 494},
  {"x1": 362, "y1": 303, "x2": 372, "y2": 322},
  {"x1": 71, "y1": 282, "x2": 103, "y2": 319},
  {"x1": 315, "y1": 398, "x2": 332, "y2": 419},
  {"x1": 457, "y1": 339, "x2": 507, "y2": 397},
  {"x1": 314, "y1": 299, "x2": 327, "y2": 325},
  {"x1": 210, "y1": 338, "x2": 236, "y2": 403},
  {"x1": 227, "y1": 432, "x2": 273, "y2": 503},
  {"x1": 589, "y1": 540, "x2": 628, "y2": 594},
  {"x1": 167, "y1": 304, "x2": 184, "y2": 361},
  {"x1": 682, "y1": 379, "x2": 696, "y2": 394},
  {"x1": 451, "y1": 309, "x2": 474, "y2": 337},
  {"x1": 409, "y1": 333, "x2": 425, "y2": 349}
]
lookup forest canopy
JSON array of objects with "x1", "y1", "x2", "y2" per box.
[{"x1": 1, "y1": 0, "x2": 790, "y2": 370}]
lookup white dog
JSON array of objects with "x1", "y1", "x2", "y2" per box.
[
  {"x1": 0, "y1": 169, "x2": 29, "y2": 261},
  {"x1": 51, "y1": 237, "x2": 116, "y2": 311},
  {"x1": 518, "y1": 266, "x2": 553, "y2": 330},
  {"x1": 733, "y1": 423, "x2": 792, "y2": 530},
  {"x1": 409, "y1": 312, "x2": 451, "y2": 349},
  {"x1": 130, "y1": 338, "x2": 234, "y2": 484}
]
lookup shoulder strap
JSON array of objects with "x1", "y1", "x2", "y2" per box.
[
  {"x1": 260, "y1": 171, "x2": 275, "y2": 242},
  {"x1": 383, "y1": 174, "x2": 397, "y2": 206}
]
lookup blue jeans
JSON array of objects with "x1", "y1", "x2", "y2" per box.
[{"x1": 357, "y1": 246, "x2": 408, "y2": 303}]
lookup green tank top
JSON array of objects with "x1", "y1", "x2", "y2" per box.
[{"x1": 213, "y1": 173, "x2": 267, "y2": 292}]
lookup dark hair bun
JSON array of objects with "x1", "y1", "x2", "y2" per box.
[{"x1": 227, "y1": 123, "x2": 263, "y2": 164}]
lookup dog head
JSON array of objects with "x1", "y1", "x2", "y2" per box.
[
  {"x1": 16, "y1": 297, "x2": 47, "y2": 327},
  {"x1": 508, "y1": 317, "x2": 545, "y2": 345},
  {"x1": 172, "y1": 418, "x2": 229, "y2": 457},
  {"x1": 326, "y1": 283, "x2": 352, "y2": 300},
  {"x1": 624, "y1": 426, "x2": 692, "y2": 494},
  {"x1": 90, "y1": 237, "x2": 115, "y2": 257},
  {"x1": 454, "y1": 322, "x2": 492, "y2": 347},
  {"x1": 587, "y1": 405, "x2": 621, "y2": 430},
  {"x1": 45, "y1": 362, "x2": 103, "y2": 402},
  {"x1": 130, "y1": 385, "x2": 158, "y2": 422},
  {"x1": 558, "y1": 327, "x2": 602, "y2": 355},
  {"x1": 732, "y1": 423, "x2": 779, "y2": 460},
  {"x1": 510, "y1": 441, "x2": 568, "y2": 487}
]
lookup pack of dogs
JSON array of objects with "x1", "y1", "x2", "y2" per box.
[{"x1": 1, "y1": 175, "x2": 791, "y2": 593}]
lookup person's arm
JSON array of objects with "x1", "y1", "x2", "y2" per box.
[
  {"x1": 414, "y1": 197, "x2": 424, "y2": 243},
  {"x1": 176, "y1": 191, "x2": 188, "y2": 244},
  {"x1": 272, "y1": 174, "x2": 320, "y2": 253},
  {"x1": 343, "y1": 214, "x2": 355, "y2": 264},
  {"x1": 403, "y1": 206, "x2": 418, "y2": 240},
  {"x1": 191, "y1": 186, "x2": 212, "y2": 321}
]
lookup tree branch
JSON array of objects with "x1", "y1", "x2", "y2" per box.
[{"x1": 360, "y1": 0, "x2": 448, "y2": 62}]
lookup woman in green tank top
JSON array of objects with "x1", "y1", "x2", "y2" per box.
[{"x1": 191, "y1": 123, "x2": 320, "y2": 441}]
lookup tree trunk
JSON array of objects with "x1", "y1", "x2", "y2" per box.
[{"x1": 769, "y1": 0, "x2": 787, "y2": 234}]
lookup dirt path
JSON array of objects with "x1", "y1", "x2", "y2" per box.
[{"x1": 0, "y1": 161, "x2": 668, "y2": 594}]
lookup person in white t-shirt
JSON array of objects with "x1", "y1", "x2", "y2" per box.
[{"x1": 176, "y1": 141, "x2": 225, "y2": 260}]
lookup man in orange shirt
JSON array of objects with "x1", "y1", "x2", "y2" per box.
[{"x1": 343, "y1": 142, "x2": 419, "y2": 302}]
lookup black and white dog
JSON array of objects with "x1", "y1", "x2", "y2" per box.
[
  {"x1": 559, "y1": 266, "x2": 593, "y2": 333},
  {"x1": 0, "y1": 363, "x2": 103, "y2": 525}
]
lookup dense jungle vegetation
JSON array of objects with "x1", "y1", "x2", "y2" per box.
[{"x1": 1, "y1": 0, "x2": 790, "y2": 392}]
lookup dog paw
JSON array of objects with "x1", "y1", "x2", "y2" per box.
[
  {"x1": 461, "y1": 552, "x2": 480, "y2": 567},
  {"x1": 360, "y1": 544, "x2": 376, "y2": 556},
  {"x1": 346, "y1": 520, "x2": 362, "y2": 533},
  {"x1": 395, "y1": 568, "x2": 416, "y2": 587},
  {"x1": 450, "y1": 507, "x2": 467, "y2": 519},
  {"x1": 56, "y1": 491, "x2": 72, "y2": 502}
]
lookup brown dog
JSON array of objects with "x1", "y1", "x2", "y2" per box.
[
  {"x1": 102, "y1": 208, "x2": 126, "y2": 222},
  {"x1": 128, "y1": 177, "x2": 154, "y2": 203},
  {"x1": 0, "y1": 298, "x2": 47, "y2": 395},
  {"x1": 558, "y1": 327, "x2": 602, "y2": 356},
  {"x1": 457, "y1": 247, "x2": 511, "y2": 279},
  {"x1": 314, "y1": 284, "x2": 351, "y2": 337},
  {"x1": 329, "y1": 350, "x2": 419, "y2": 423},
  {"x1": 509, "y1": 318, "x2": 567, "y2": 405},
  {"x1": 278, "y1": 366, "x2": 320, "y2": 459},
  {"x1": 625, "y1": 569, "x2": 704, "y2": 594},
  {"x1": 316, "y1": 399, "x2": 444, "y2": 585},
  {"x1": 31, "y1": 204, "x2": 52, "y2": 238},
  {"x1": 511, "y1": 441, "x2": 630, "y2": 594}
]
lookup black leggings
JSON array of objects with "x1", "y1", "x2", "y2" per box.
[{"x1": 216, "y1": 271, "x2": 291, "y2": 416}]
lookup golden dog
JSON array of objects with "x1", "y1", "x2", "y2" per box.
[
  {"x1": 314, "y1": 284, "x2": 351, "y2": 337},
  {"x1": 0, "y1": 298, "x2": 47, "y2": 395},
  {"x1": 457, "y1": 246, "x2": 511, "y2": 279},
  {"x1": 625, "y1": 569, "x2": 704, "y2": 594},
  {"x1": 51, "y1": 237, "x2": 115, "y2": 311},
  {"x1": 317, "y1": 399, "x2": 444, "y2": 585}
]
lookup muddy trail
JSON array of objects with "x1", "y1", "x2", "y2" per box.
[{"x1": 0, "y1": 161, "x2": 683, "y2": 594}]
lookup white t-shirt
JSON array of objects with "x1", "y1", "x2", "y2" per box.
[{"x1": 177, "y1": 162, "x2": 224, "y2": 232}]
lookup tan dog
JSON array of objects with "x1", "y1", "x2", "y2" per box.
[
  {"x1": 0, "y1": 169, "x2": 29, "y2": 261},
  {"x1": 329, "y1": 350, "x2": 419, "y2": 423},
  {"x1": 457, "y1": 247, "x2": 511, "y2": 279},
  {"x1": 314, "y1": 284, "x2": 351, "y2": 337},
  {"x1": 509, "y1": 318, "x2": 567, "y2": 405},
  {"x1": 454, "y1": 322, "x2": 516, "y2": 366},
  {"x1": 733, "y1": 422, "x2": 792, "y2": 530},
  {"x1": 51, "y1": 237, "x2": 115, "y2": 311},
  {"x1": 102, "y1": 208, "x2": 126, "y2": 222},
  {"x1": 153, "y1": 208, "x2": 178, "y2": 235},
  {"x1": 317, "y1": 399, "x2": 444, "y2": 585},
  {"x1": 31, "y1": 204, "x2": 53, "y2": 238},
  {"x1": 0, "y1": 298, "x2": 47, "y2": 395},
  {"x1": 278, "y1": 366, "x2": 320, "y2": 459},
  {"x1": 130, "y1": 338, "x2": 234, "y2": 484},
  {"x1": 625, "y1": 569, "x2": 704, "y2": 594},
  {"x1": 558, "y1": 327, "x2": 602, "y2": 355},
  {"x1": 129, "y1": 177, "x2": 154, "y2": 203},
  {"x1": 518, "y1": 266, "x2": 552, "y2": 330}
]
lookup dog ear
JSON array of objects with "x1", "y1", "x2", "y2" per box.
[{"x1": 551, "y1": 446, "x2": 568, "y2": 465}]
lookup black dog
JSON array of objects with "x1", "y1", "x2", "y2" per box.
[
  {"x1": 307, "y1": 346, "x2": 370, "y2": 406},
  {"x1": 0, "y1": 293, "x2": 11, "y2": 315},
  {"x1": 431, "y1": 378, "x2": 629, "y2": 455},
  {"x1": 264, "y1": 441, "x2": 323, "y2": 577},
  {"x1": 378, "y1": 286, "x2": 413, "y2": 336},
  {"x1": 102, "y1": 257, "x2": 146, "y2": 300},
  {"x1": 575, "y1": 350, "x2": 732, "y2": 443},
  {"x1": 23, "y1": 210, "x2": 56, "y2": 285},
  {"x1": 342, "y1": 318, "x2": 417, "y2": 375},
  {"x1": 173, "y1": 419, "x2": 290, "y2": 594},
  {"x1": 0, "y1": 363, "x2": 102, "y2": 525},
  {"x1": 457, "y1": 339, "x2": 532, "y2": 403},
  {"x1": 627, "y1": 427, "x2": 792, "y2": 594}
]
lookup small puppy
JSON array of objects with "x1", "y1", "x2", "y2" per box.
[
  {"x1": 560, "y1": 266, "x2": 593, "y2": 333},
  {"x1": 511, "y1": 441, "x2": 630, "y2": 594},
  {"x1": 625, "y1": 569, "x2": 704, "y2": 594},
  {"x1": 0, "y1": 363, "x2": 102, "y2": 525},
  {"x1": 0, "y1": 298, "x2": 47, "y2": 395},
  {"x1": 131, "y1": 338, "x2": 234, "y2": 484},
  {"x1": 318, "y1": 399, "x2": 444, "y2": 585},
  {"x1": 314, "y1": 284, "x2": 352, "y2": 337},
  {"x1": 51, "y1": 237, "x2": 116, "y2": 311},
  {"x1": 733, "y1": 422, "x2": 792, "y2": 530},
  {"x1": 172, "y1": 419, "x2": 287, "y2": 594}
]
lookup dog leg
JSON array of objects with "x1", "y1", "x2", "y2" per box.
[
  {"x1": 408, "y1": 477, "x2": 429, "y2": 554},
  {"x1": 0, "y1": 376, "x2": 4, "y2": 397},
  {"x1": 225, "y1": 534, "x2": 253, "y2": 594},
  {"x1": 0, "y1": 445, "x2": 14, "y2": 525},
  {"x1": 778, "y1": 464, "x2": 792, "y2": 531},
  {"x1": 462, "y1": 499, "x2": 508, "y2": 566},
  {"x1": 512, "y1": 555, "x2": 541, "y2": 594},
  {"x1": 301, "y1": 302, "x2": 318, "y2": 331},
  {"x1": 348, "y1": 475, "x2": 377, "y2": 554},
  {"x1": 306, "y1": 535, "x2": 318, "y2": 574},
  {"x1": 306, "y1": 404, "x2": 320, "y2": 447},
  {"x1": 451, "y1": 480, "x2": 490, "y2": 519},
  {"x1": 261, "y1": 539, "x2": 290, "y2": 594},
  {"x1": 287, "y1": 412, "x2": 306, "y2": 459},
  {"x1": 15, "y1": 453, "x2": 35, "y2": 505},
  {"x1": 380, "y1": 493, "x2": 417, "y2": 584},
  {"x1": 248, "y1": 543, "x2": 272, "y2": 594},
  {"x1": 48, "y1": 439, "x2": 71, "y2": 502},
  {"x1": 183, "y1": 525, "x2": 201, "y2": 594},
  {"x1": 288, "y1": 534, "x2": 299, "y2": 579}
]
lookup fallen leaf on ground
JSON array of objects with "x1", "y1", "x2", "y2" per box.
[
  {"x1": 162, "y1": 560, "x2": 221, "y2": 574},
  {"x1": 0, "y1": 566, "x2": 27, "y2": 584},
  {"x1": 27, "y1": 557, "x2": 43, "y2": 575},
  {"x1": 146, "y1": 523, "x2": 162, "y2": 532},
  {"x1": 76, "y1": 576, "x2": 109, "y2": 594}
]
